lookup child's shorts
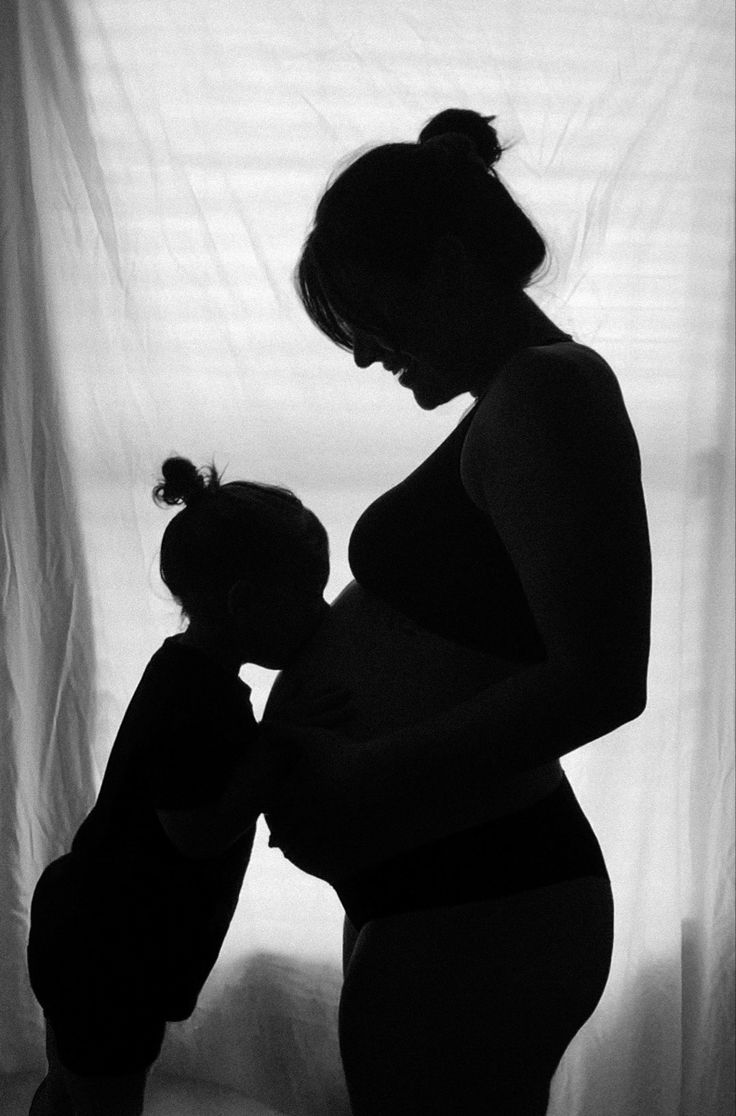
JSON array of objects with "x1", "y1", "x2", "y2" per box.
[{"x1": 27, "y1": 856, "x2": 167, "y2": 1076}]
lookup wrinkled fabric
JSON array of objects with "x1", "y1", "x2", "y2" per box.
[{"x1": 1, "y1": 1, "x2": 733, "y2": 1114}]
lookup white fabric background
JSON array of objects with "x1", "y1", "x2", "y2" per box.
[{"x1": 1, "y1": 1, "x2": 733, "y2": 1114}]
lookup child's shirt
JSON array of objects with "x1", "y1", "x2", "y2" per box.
[{"x1": 64, "y1": 635, "x2": 259, "y2": 1018}]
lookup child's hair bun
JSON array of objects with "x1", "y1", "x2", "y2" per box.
[
  {"x1": 152, "y1": 456, "x2": 220, "y2": 507},
  {"x1": 418, "y1": 108, "x2": 504, "y2": 172}
]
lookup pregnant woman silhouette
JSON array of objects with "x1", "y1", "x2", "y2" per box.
[{"x1": 264, "y1": 109, "x2": 652, "y2": 1115}]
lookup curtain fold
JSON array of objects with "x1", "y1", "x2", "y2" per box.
[
  {"x1": 1, "y1": 2, "x2": 733, "y2": 1114},
  {"x1": 0, "y1": 0, "x2": 99, "y2": 1071}
]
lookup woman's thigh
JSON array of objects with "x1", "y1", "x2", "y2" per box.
[{"x1": 339, "y1": 876, "x2": 614, "y2": 1116}]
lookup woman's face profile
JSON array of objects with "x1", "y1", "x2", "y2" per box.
[{"x1": 338, "y1": 255, "x2": 491, "y2": 409}]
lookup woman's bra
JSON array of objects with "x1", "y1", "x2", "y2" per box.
[
  {"x1": 335, "y1": 774, "x2": 608, "y2": 931},
  {"x1": 348, "y1": 398, "x2": 546, "y2": 660}
]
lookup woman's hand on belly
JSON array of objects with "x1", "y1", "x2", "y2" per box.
[
  {"x1": 262, "y1": 721, "x2": 382, "y2": 882},
  {"x1": 261, "y1": 582, "x2": 563, "y2": 878}
]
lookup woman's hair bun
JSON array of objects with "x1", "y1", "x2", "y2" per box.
[
  {"x1": 152, "y1": 456, "x2": 220, "y2": 507},
  {"x1": 418, "y1": 108, "x2": 504, "y2": 172}
]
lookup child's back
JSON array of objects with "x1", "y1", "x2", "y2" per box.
[{"x1": 29, "y1": 636, "x2": 258, "y2": 1033}]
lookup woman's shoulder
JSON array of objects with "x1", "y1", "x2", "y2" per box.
[
  {"x1": 489, "y1": 339, "x2": 620, "y2": 407},
  {"x1": 467, "y1": 342, "x2": 627, "y2": 445},
  {"x1": 461, "y1": 340, "x2": 638, "y2": 499}
]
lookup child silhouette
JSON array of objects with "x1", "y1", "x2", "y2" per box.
[{"x1": 26, "y1": 456, "x2": 334, "y2": 1116}]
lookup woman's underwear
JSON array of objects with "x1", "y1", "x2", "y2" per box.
[{"x1": 335, "y1": 774, "x2": 608, "y2": 931}]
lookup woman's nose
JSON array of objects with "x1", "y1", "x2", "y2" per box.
[{"x1": 352, "y1": 329, "x2": 384, "y2": 369}]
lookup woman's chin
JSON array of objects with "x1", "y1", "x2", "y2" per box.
[{"x1": 403, "y1": 375, "x2": 457, "y2": 410}]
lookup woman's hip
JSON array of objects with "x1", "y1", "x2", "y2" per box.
[
  {"x1": 346, "y1": 874, "x2": 613, "y2": 977},
  {"x1": 336, "y1": 773, "x2": 609, "y2": 930}
]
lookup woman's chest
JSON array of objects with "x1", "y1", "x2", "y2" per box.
[{"x1": 347, "y1": 414, "x2": 545, "y2": 659}]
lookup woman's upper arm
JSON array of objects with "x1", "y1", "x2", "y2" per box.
[{"x1": 462, "y1": 349, "x2": 651, "y2": 711}]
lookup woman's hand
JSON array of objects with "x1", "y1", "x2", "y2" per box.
[{"x1": 262, "y1": 720, "x2": 379, "y2": 883}]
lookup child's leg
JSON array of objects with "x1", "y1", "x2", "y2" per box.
[
  {"x1": 29, "y1": 1018, "x2": 157, "y2": 1116},
  {"x1": 56, "y1": 1062, "x2": 149, "y2": 1116},
  {"x1": 27, "y1": 857, "x2": 163, "y2": 1115},
  {"x1": 28, "y1": 1021, "x2": 74, "y2": 1116}
]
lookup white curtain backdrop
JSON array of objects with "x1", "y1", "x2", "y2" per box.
[{"x1": 1, "y1": 1, "x2": 734, "y2": 1114}]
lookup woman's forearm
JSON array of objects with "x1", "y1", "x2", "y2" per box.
[
  {"x1": 363, "y1": 659, "x2": 645, "y2": 854},
  {"x1": 257, "y1": 660, "x2": 646, "y2": 880}
]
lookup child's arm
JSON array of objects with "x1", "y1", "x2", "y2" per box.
[
  {"x1": 155, "y1": 686, "x2": 351, "y2": 861},
  {"x1": 155, "y1": 678, "x2": 350, "y2": 861},
  {"x1": 156, "y1": 730, "x2": 278, "y2": 861}
]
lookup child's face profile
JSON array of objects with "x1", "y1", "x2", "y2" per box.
[{"x1": 229, "y1": 574, "x2": 328, "y2": 670}]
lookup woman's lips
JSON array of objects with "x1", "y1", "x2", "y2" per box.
[{"x1": 380, "y1": 355, "x2": 417, "y2": 386}]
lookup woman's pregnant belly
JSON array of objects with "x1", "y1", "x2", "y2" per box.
[{"x1": 264, "y1": 581, "x2": 562, "y2": 820}]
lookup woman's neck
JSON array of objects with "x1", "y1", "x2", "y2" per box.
[
  {"x1": 468, "y1": 292, "x2": 571, "y2": 398},
  {"x1": 499, "y1": 291, "x2": 569, "y2": 350}
]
